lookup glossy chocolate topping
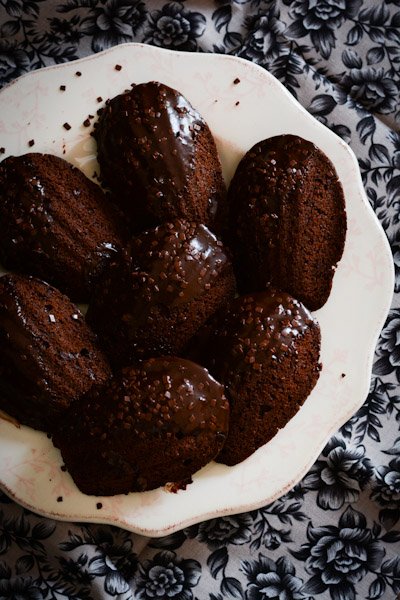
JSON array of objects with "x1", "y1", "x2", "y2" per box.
[
  {"x1": 95, "y1": 81, "x2": 226, "y2": 232},
  {"x1": 71, "y1": 357, "x2": 230, "y2": 440},
  {"x1": 86, "y1": 220, "x2": 234, "y2": 354},
  {"x1": 205, "y1": 289, "x2": 318, "y2": 384},
  {"x1": 130, "y1": 220, "x2": 229, "y2": 309},
  {"x1": 0, "y1": 153, "x2": 124, "y2": 300}
]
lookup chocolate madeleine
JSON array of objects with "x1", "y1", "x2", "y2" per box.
[{"x1": 94, "y1": 81, "x2": 227, "y2": 234}]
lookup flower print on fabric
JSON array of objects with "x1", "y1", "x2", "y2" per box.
[
  {"x1": 79, "y1": 0, "x2": 148, "y2": 52},
  {"x1": 0, "y1": 42, "x2": 30, "y2": 85},
  {"x1": 186, "y1": 515, "x2": 253, "y2": 549},
  {"x1": 302, "y1": 436, "x2": 373, "y2": 510},
  {"x1": 285, "y1": 0, "x2": 363, "y2": 58},
  {"x1": 374, "y1": 309, "x2": 400, "y2": 383},
  {"x1": 0, "y1": 569, "x2": 42, "y2": 600},
  {"x1": 143, "y1": 3, "x2": 206, "y2": 51},
  {"x1": 291, "y1": 507, "x2": 385, "y2": 599},
  {"x1": 85, "y1": 527, "x2": 137, "y2": 595},
  {"x1": 338, "y1": 49, "x2": 398, "y2": 115},
  {"x1": 371, "y1": 450, "x2": 400, "y2": 528},
  {"x1": 58, "y1": 526, "x2": 138, "y2": 595},
  {"x1": 57, "y1": 555, "x2": 95, "y2": 587},
  {"x1": 135, "y1": 551, "x2": 201, "y2": 600},
  {"x1": 239, "y1": 6, "x2": 287, "y2": 64},
  {"x1": 46, "y1": 16, "x2": 85, "y2": 46},
  {"x1": 242, "y1": 555, "x2": 306, "y2": 600}
]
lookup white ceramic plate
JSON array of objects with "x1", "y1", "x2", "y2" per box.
[{"x1": 0, "y1": 43, "x2": 394, "y2": 537}]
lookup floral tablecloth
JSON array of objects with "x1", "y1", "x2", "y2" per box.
[{"x1": 0, "y1": 1, "x2": 399, "y2": 599}]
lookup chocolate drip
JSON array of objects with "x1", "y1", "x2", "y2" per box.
[{"x1": 130, "y1": 220, "x2": 228, "y2": 310}]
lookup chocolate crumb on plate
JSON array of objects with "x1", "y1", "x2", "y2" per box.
[
  {"x1": 63, "y1": 122, "x2": 71, "y2": 130},
  {"x1": 75, "y1": 71, "x2": 82, "y2": 77},
  {"x1": 115, "y1": 64, "x2": 122, "y2": 71},
  {"x1": 28, "y1": 140, "x2": 34, "y2": 147},
  {"x1": 60, "y1": 85, "x2": 66, "y2": 91},
  {"x1": 233, "y1": 77, "x2": 240, "y2": 84}
]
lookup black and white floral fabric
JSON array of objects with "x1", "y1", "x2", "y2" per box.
[{"x1": 0, "y1": 1, "x2": 399, "y2": 599}]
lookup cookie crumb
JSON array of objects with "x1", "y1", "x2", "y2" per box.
[
  {"x1": 0, "y1": 148, "x2": 5, "y2": 154},
  {"x1": 115, "y1": 64, "x2": 122, "y2": 71},
  {"x1": 75, "y1": 71, "x2": 82, "y2": 77},
  {"x1": 235, "y1": 101, "x2": 240, "y2": 106},
  {"x1": 60, "y1": 85, "x2": 66, "y2": 91},
  {"x1": 57, "y1": 496, "x2": 63, "y2": 502},
  {"x1": 63, "y1": 122, "x2": 71, "y2": 130},
  {"x1": 83, "y1": 118, "x2": 91, "y2": 127},
  {"x1": 96, "y1": 502, "x2": 103, "y2": 509},
  {"x1": 97, "y1": 96, "x2": 103, "y2": 103},
  {"x1": 233, "y1": 77, "x2": 240, "y2": 84},
  {"x1": 61, "y1": 465, "x2": 67, "y2": 472},
  {"x1": 28, "y1": 139, "x2": 35, "y2": 147},
  {"x1": 341, "y1": 373, "x2": 346, "y2": 378}
]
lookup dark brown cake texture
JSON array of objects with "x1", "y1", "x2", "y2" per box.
[
  {"x1": 190, "y1": 289, "x2": 321, "y2": 466},
  {"x1": 52, "y1": 357, "x2": 230, "y2": 495},
  {"x1": 0, "y1": 274, "x2": 111, "y2": 431},
  {"x1": 94, "y1": 81, "x2": 227, "y2": 235},
  {"x1": 86, "y1": 220, "x2": 236, "y2": 367},
  {"x1": 0, "y1": 153, "x2": 126, "y2": 302},
  {"x1": 228, "y1": 134, "x2": 347, "y2": 311}
]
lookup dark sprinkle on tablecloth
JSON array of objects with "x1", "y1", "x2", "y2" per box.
[{"x1": 0, "y1": 2, "x2": 399, "y2": 599}]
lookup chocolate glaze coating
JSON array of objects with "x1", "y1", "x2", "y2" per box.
[
  {"x1": 52, "y1": 357, "x2": 230, "y2": 495},
  {"x1": 189, "y1": 289, "x2": 321, "y2": 465},
  {"x1": 94, "y1": 81, "x2": 227, "y2": 234},
  {"x1": 0, "y1": 274, "x2": 111, "y2": 431},
  {"x1": 0, "y1": 153, "x2": 126, "y2": 301},
  {"x1": 86, "y1": 220, "x2": 236, "y2": 366},
  {"x1": 228, "y1": 134, "x2": 346, "y2": 310}
]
